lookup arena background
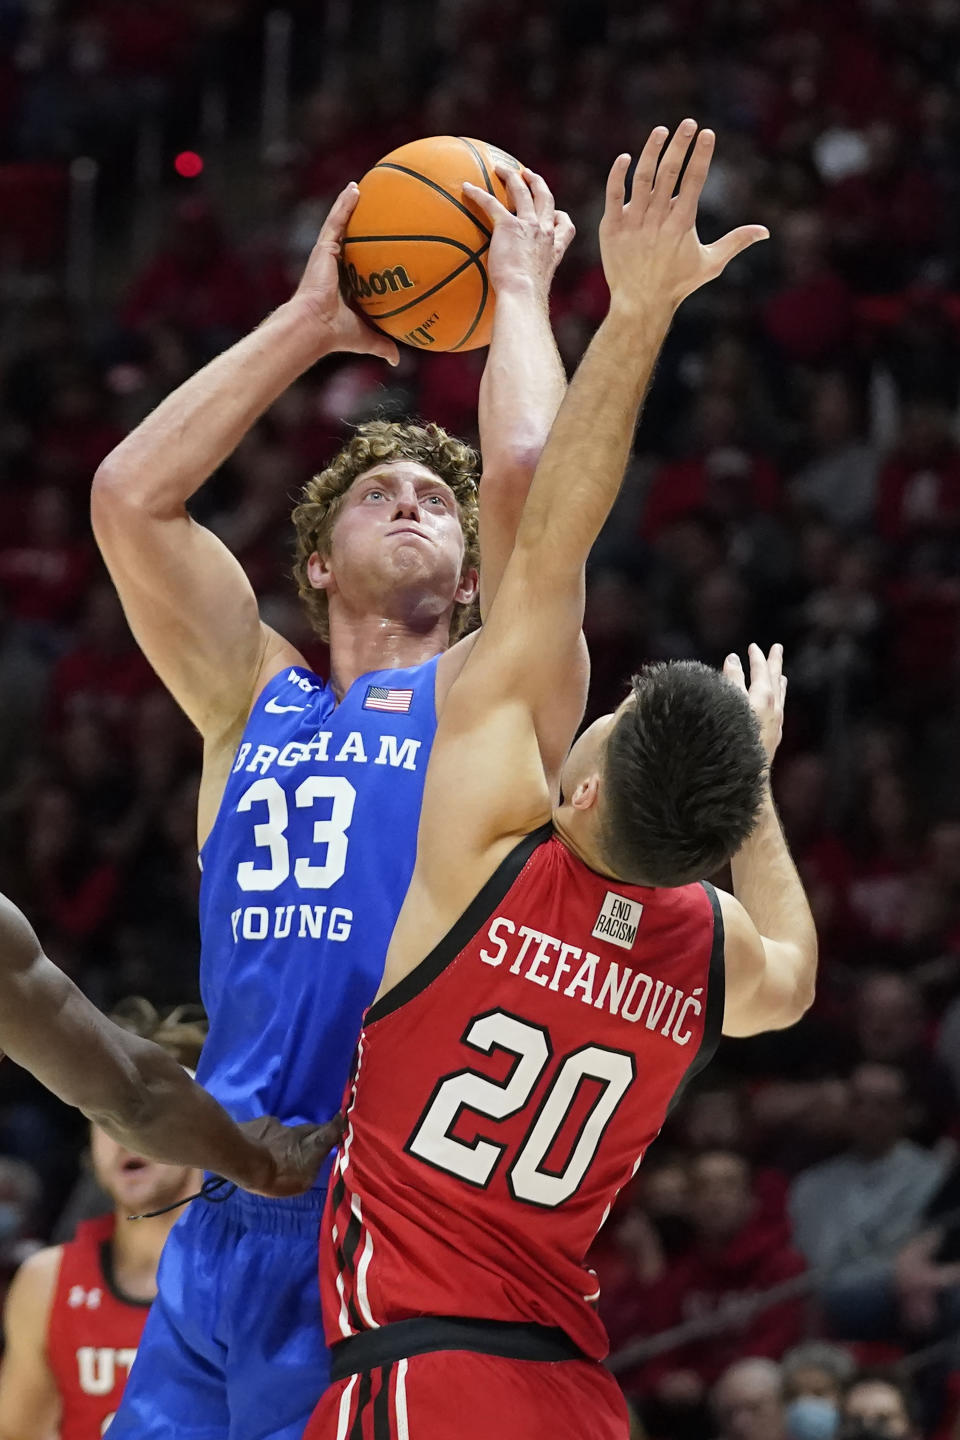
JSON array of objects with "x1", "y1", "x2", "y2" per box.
[{"x1": 1, "y1": 2, "x2": 959, "y2": 1437}]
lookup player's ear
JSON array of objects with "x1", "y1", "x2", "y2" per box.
[
  {"x1": 307, "y1": 551, "x2": 336, "y2": 593},
  {"x1": 455, "y1": 565, "x2": 478, "y2": 606},
  {"x1": 570, "y1": 772, "x2": 601, "y2": 812}
]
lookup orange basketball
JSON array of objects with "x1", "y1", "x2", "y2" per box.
[{"x1": 342, "y1": 136, "x2": 522, "y2": 353}]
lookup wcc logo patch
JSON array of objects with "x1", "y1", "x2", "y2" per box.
[{"x1": 591, "y1": 891, "x2": 643, "y2": 951}]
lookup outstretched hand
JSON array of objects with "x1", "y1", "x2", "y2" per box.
[
  {"x1": 293, "y1": 183, "x2": 400, "y2": 366},
  {"x1": 723, "y1": 643, "x2": 787, "y2": 765},
  {"x1": 600, "y1": 120, "x2": 769, "y2": 317},
  {"x1": 463, "y1": 165, "x2": 574, "y2": 303},
  {"x1": 238, "y1": 1112, "x2": 345, "y2": 1197}
]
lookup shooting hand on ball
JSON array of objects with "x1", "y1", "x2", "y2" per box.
[
  {"x1": 464, "y1": 166, "x2": 575, "y2": 304},
  {"x1": 599, "y1": 120, "x2": 768, "y2": 320},
  {"x1": 293, "y1": 182, "x2": 400, "y2": 366}
]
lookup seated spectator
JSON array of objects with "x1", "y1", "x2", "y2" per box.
[
  {"x1": 0, "y1": 1159, "x2": 42, "y2": 1311},
  {"x1": 838, "y1": 1373, "x2": 919, "y2": 1440},
  {"x1": 788, "y1": 1064, "x2": 950, "y2": 1336},
  {"x1": 640, "y1": 391, "x2": 781, "y2": 543},
  {"x1": 846, "y1": 774, "x2": 921, "y2": 955},
  {"x1": 790, "y1": 373, "x2": 877, "y2": 533},
  {"x1": 31, "y1": 375, "x2": 124, "y2": 495},
  {"x1": 712, "y1": 1358, "x2": 786, "y2": 1440},
  {"x1": 782, "y1": 1342, "x2": 855, "y2": 1440},
  {"x1": 0, "y1": 485, "x2": 94, "y2": 640},
  {"x1": 893, "y1": 1157, "x2": 960, "y2": 1339},
  {"x1": 783, "y1": 1343, "x2": 856, "y2": 1405},
  {"x1": 48, "y1": 580, "x2": 157, "y2": 735},
  {"x1": 876, "y1": 399, "x2": 960, "y2": 544},
  {"x1": 761, "y1": 212, "x2": 853, "y2": 367},
  {"x1": 121, "y1": 197, "x2": 258, "y2": 347},
  {"x1": 637, "y1": 1151, "x2": 806, "y2": 1408},
  {"x1": 846, "y1": 973, "x2": 955, "y2": 1145}
]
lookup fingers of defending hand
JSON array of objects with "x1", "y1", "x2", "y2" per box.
[
  {"x1": 767, "y1": 642, "x2": 783, "y2": 696},
  {"x1": 554, "y1": 210, "x2": 576, "y2": 260},
  {"x1": 724, "y1": 652, "x2": 747, "y2": 692},
  {"x1": 319, "y1": 182, "x2": 359, "y2": 245},
  {"x1": 498, "y1": 164, "x2": 537, "y2": 222},
  {"x1": 630, "y1": 127, "x2": 669, "y2": 212},
  {"x1": 462, "y1": 180, "x2": 509, "y2": 226},
  {"x1": 671, "y1": 128, "x2": 715, "y2": 230},
  {"x1": 521, "y1": 166, "x2": 555, "y2": 224},
  {"x1": 604, "y1": 153, "x2": 632, "y2": 218},
  {"x1": 704, "y1": 223, "x2": 770, "y2": 277},
  {"x1": 648, "y1": 118, "x2": 698, "y2": 221}
]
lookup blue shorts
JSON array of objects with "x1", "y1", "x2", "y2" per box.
[{"x1": 109, "y1": 1184, "x2": 330, "y2": 1440}]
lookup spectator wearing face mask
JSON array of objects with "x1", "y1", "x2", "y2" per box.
[
  {"x1": 838, "y1": 1374, "x2": 919, "y2": 1440},
  {"x1": 782, "y1": 1342, "x2": 855, "y2": 1440}
]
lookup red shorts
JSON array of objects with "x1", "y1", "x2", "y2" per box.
[{"x1": 306, "y1": 1349, "x2": 629, "y2": 1439}]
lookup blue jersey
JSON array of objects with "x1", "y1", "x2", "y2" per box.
[{"x1": 196, "y1": 657, "x2": 440, "y2": 1150}]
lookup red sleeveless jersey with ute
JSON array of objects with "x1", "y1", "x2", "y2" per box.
[
  {"x1": 321, "y1": 825, "x2": 724, "y2": 1360},
  {"x1": 45, "y1": 1214, "x2": 150, "y2": 1439}
]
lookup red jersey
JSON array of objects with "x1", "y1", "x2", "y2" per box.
[
  {"x1": 321, "y1": 826, "x2": 723, "y2": 1361},
  {"x1": 45, "y1": 1214, "x2": 151, "y2": 1439}
]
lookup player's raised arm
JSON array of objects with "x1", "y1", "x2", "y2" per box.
[
  {"x1": 470, "y1": 165, "x2": 573, "y2": 618},
  {"x1": 91, "y1": 183, "x2": 398, "y2": 742},
  {"x1": 0, "y1": 894, "x2": 340, "y2": 1196},
  {"x1": 717, "y1": 645, "x2": 818, "y2": 1034},
  {"x1": 440, "y1": 123, "x2": 767, "y2": 764}
]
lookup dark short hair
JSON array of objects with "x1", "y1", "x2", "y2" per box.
[
  {"x1": 841, "y1": 1370, "x2": 918, "y2": 1433},
  {"x1": 600, "y1": 661, "x2": 766, "y2": 887}
]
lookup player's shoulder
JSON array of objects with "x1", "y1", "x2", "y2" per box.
[
  {"x1": 248, "y1": 629, "x2": 321, "y2": 714},
  {"x1": 5, "y1": 1244, "x2": 62, "y2": 1324},
  {"x1": 713, "y1": 887, "x2": 761, "y2": 959}
]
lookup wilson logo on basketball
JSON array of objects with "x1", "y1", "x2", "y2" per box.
[{"x1": 344, "y1": 262, "x2": 415, "y2": 299}]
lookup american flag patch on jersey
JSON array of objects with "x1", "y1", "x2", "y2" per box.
[{"x1": 363, "y1": 685, "x2": 414, "y2": 713}]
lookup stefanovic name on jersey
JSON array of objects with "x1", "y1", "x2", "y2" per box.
[{"x1": 479, "y1": 914, "x2": 704, "y2": 1047}]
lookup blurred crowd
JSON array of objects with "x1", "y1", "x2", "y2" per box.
[{"x1": 2, "y1": 0, "x2": 960, "y2": 1434}]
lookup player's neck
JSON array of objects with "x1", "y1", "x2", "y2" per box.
[
  {"x1": 551, "y1": 806, "x2": 621, "y2": 881},
  {"x1": 327, "y1": 606, "x2": 451, "y2": 700},
  {"x1": 109, "y1": 1204, "x2": 187, "y2": 1302}
]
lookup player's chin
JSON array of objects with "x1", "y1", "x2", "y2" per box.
[{"x1": 113, "y1": 1166, "x2": 179, "y2": 1208}]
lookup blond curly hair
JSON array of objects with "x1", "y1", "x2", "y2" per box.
[
  {"x1": 108, "y1": 997, "x2": 207, "y2": 1072},
  {"x1": 291, "y1": 420, "x2": 480, "y2": 644}
]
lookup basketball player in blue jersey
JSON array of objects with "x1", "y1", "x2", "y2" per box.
[{"x1": 91, "y1": 167, "x2": 578, "y2": 1440}]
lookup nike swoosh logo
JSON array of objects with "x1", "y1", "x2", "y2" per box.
[{"x1": 264, "y1": 697, "x2": 307, "y2": 714}]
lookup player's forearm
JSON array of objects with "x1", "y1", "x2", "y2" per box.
[
  {"x1": 478, "y1": 283, "x2": 566, "y2": 476},
  {"x1": 93, "y1": 298, "x2": 332, "y2": 516},
  {"x1": 81, "y1": 1043, "x2": 275, "y2": 1190},
  {"x1": 515, "y1": 300, "x2": 672, "y2": 569},
  {"x1": 730, "y1": 788, "x2": 818, "y2": 983},
  {"x1": 0, "y1": 896, "x2": 273, "y2": 1190},
  {"x1": 476, "y1": 284, "x2": 566, "y2": 614}
]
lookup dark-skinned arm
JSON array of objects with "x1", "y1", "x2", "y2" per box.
[{"x1": 0, "y1": 894, "x2": 338, "y2": 1195}]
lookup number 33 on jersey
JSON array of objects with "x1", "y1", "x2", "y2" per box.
[{"x1": 196, "y1": 659, "x2": 441, "y2": 1137}]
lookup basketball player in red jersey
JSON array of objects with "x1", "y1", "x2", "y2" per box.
[
  {"x1": 306, "y1": 121, "x2": 818, "y2": 1440},
  {"x1": 0, "y1": 1005, "x2": 206, "y2": 1440}
]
